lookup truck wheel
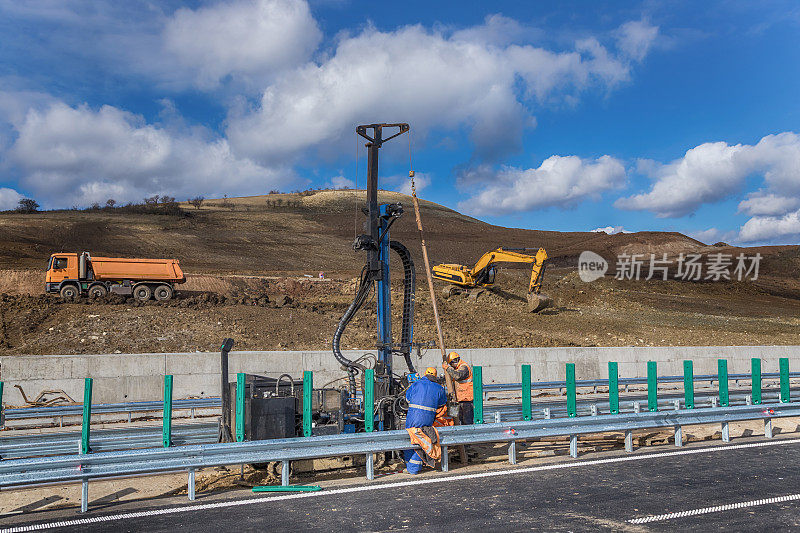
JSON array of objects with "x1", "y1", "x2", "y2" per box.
[
  {"x1": 88, "y1": 285, "x2": 107, "y2": 298},
  {"x1": 60, "y1": 284, "x2": 79, "y2": 301},
  {"x1": 153, "y1": 284, "x2": 173, "y2": 301},
  {"x1": 133, "y1": 284, "x2": 152, "y2": 301}
]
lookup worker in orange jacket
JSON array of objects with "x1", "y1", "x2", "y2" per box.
[{"x1": 442, "y1": 351, "x2": 474, "y2": 425}]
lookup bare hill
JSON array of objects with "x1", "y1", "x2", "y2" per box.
[
  {"x1": 0, "y1": 189, "x2": 758, "y2": 273},
  {"x1": 0, "y1": 190, "x2": 797, "y2": 356}
]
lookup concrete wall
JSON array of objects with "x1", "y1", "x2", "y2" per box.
[{"x1": 2, "y1": 346, "x2": 799, "y2": 406}]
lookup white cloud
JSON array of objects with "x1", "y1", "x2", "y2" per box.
[
  {"x1": 0, "y1": 1, "x2": 321, "y2": 93},
  {"x1": 7, "y1": 101, "x2": 293, "y2": 207},
  {"x1": 616, "y1": 132, "x2": 800, "y2": 218},
  {"x1": 0, "y1": 87, "x2": 57, "y2": 125},
  {"x1": 739, "y1": 209, "x2": 800, "y2": 243},
  {"x1": 689, "y1": 228, "x2": 724, "y2": 244},
  {"x1": 740, "y1": 132, "x2": 800, "y2": 194},
  {"x1": 737, "y1": 192, "x2": 800, "y2": 216},
  {"x1": 615, "y1": 20, "x2": 659, "y2": 61},
  {"x1": 591, "y1": 225, "x2": 631, "y2": 234},
  {"x1": 615, "y1": 141, "x2": 745, "y2": 217},
  {"x1": 226, "y1": 19, "x2": 658, "y2": 163},
  {"x1": 458, "y1": 155, "x2": 626, "y2": 215},
  {"x1": 325, "y1": 175, "x2": 354, "y2": 189},
  {"x1": 451, "y1": 14, "x2": 543, "y2": 47},
  {"x1": 162, "y1": 0, "x2": 321, "y2": 89},
  {"x1": 0, "y1": 187, "x2": 23, "y2": 211},
  {"x1": 0, "y1": 12, "x2": 660, "y2": 210},
  {"x1": 396, "y1": 173, "x2": 430, "y2": 196}
]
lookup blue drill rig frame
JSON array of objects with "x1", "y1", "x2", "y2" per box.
[{"x1": 332, "y1": 123, "x2": 418, "y2": 431}]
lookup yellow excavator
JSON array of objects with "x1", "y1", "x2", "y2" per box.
[{"x1": 432, "y1": 247, "x2": 552, "y2": 312}]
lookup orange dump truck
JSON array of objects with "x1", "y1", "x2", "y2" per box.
[{"x1": 45, "y1": 252, "x2": 185, "y2": 301}]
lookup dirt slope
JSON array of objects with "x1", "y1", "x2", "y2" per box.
[
  {"x1": 0, "y1": 190, "x2": 797, "y2": 355},
  {"x1": 0, "y1": 189, "x2": 718, "y2": 273}
]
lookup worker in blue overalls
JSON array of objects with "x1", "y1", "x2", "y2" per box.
[{"x1": 403, "y1": 367, "x2": 447, "y2": 474}]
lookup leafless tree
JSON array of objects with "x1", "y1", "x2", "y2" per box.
[{"x1": 188, "y1": 196, "x2": 205, "y2": 209}]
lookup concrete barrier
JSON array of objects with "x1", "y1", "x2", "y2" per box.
[{"x1": 1, "y1": 346, "x2": 799, "y2": 405}]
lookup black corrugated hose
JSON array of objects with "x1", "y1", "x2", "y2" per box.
[{"x1": 332, "y1": 264, "x2": 374, "y2": 399}]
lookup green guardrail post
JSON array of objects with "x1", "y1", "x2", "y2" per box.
[
  {"x1": 303, "y1": 370, "x2": 313, "y2": 436},
  {"x1": 647, "y1": 361, "x2": 657, "y2": 412},
  {"x1": 162, "y1": 374, "x2": 173, "y2": 447},
  {"x1": 752, "y1": 358, "x2": 762, "y2": 405},
  {"x1": 521, "y1": 364, "x2": 532, "y2": 421},
  {"x1": 364, "y1": 369, "x2": 374, "y2": 432},
  {"x1": 473, "y1": 366, "x2": 483, "y2": 424},
  {"x1": 1, "y1": 381, "x2": 5, "y2": 427},
  {"x1": 608, "y1": 362, "x2": 619, "y2": 415},
  {"x1": 566, "y1": 363, "x2": 576, "y2": 417},
  {"x1": 235, "y1": 373, "x2": 246, "y2": 442},
  {"x1": 81, "y1": 378, "x2": 93, "y2": 454},
  {"x1": 718, "y1": 359, "x2": 729, "y2": 407},
  {"x1": 683, "y1": 360, "x2": 694, "y2": 409},
  {"x1": 780, "y1": 358, "x2": 790, "y2": 403}
]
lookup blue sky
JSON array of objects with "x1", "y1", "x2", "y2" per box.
[{"x1": 0, "y1": 1, "x2": 799, "y2": 245}]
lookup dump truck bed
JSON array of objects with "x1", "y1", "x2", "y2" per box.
[{"x1": 90, "y1": 257, "x2": 186, "y2": 283}]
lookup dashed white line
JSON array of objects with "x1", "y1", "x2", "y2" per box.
[
  {"x1": 629, "y1": 493, "x2": 800, "y2": 524},
  {"x1": 4, "y1": 437, "x2": 800, "y2": 533}
]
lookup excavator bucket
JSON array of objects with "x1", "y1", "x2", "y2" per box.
[
  {"x1": 527, "y1": 292, "x2": 552, "y2": 313},
  {"x1": 468, "y1": 288, "x2": 485, "y2": 301},
  {"x1": 442, "y1": 285, "x2": 459, "y2": 298}
]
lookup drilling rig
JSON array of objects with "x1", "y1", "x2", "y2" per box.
[
  {"x1": 332, "y1": 123, "x2": 418, "y2": 431},
  {"x1": 226, "y1": 124, "x2": 420, "y2": 462}
]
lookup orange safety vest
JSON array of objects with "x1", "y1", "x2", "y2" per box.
[{"x1": 453, "y1": 361, "x2": 473, "y2": 402}]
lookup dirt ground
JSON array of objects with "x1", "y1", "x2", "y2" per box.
[
  {"x1": 2, "y1": 417, "x2": 797, "y2": 516},
  {"x1": 0, "y1": 266, "x2": 798, "y2": 355},
  {"x1": 0, "y1": 190, "x2": 797, "y2": 355}
]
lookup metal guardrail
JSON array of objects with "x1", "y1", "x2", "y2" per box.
[
  {"x1": 0, "y1": 390, "x2": 774, "y2": 461},
  {"x1": 1, "y1": 402, "x2": 797, "y2": 512},
  {"x1": 5, "y1": 371, "x2": 790, "y2": 424},
  {"x1": 3, "y1": 398, "x2": 220, "y2": 423},
  {"x1": 482, "y1": 372, "x2": 800, "y2": 396},
  {"x1": 483, "y1": 390, "x2": 784, "y2": 422},
  {"x1": 1, "y1": 359, "x2": 797, "y2": 513},
  {"x1": 0, "y1": 422, "x2": 218, "y2": 460}
]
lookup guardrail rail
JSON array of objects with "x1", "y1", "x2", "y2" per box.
[{"x1": 0, "y1": 356, "x2": 797, "y2": 513}]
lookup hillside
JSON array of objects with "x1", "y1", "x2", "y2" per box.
[
  {"x1": 0, "y1": 190, "x2": 797, "y2": 356},
  {"x1": 0, "y1": 189, "x2": 773, "y2": 273}
]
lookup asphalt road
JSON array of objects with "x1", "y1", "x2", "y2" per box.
[{"x1": 5, "y1": 437, "x2": 800, "y2": 532}]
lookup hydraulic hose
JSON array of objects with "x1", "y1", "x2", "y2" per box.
[
  {"x1": 390, "y1": 240, "x2": 416, "y2": 373},
  {"x1": 332, "y1": 265, "x2": 375, "y2": 398},
  {"x1": 333, "y1": 239, "x2": 416, "y2": 397}
]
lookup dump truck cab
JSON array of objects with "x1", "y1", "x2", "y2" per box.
[{"x1": 45, "y1": 253, "x2": 80, "y2": 292}]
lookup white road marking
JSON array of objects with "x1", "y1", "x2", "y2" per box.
[
  {"x1": 628, "y1": 493, "x2": 800, "y2": 524},
  {"x1": 3, "y1": 437, "x2": 800, "y2": 533}
]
